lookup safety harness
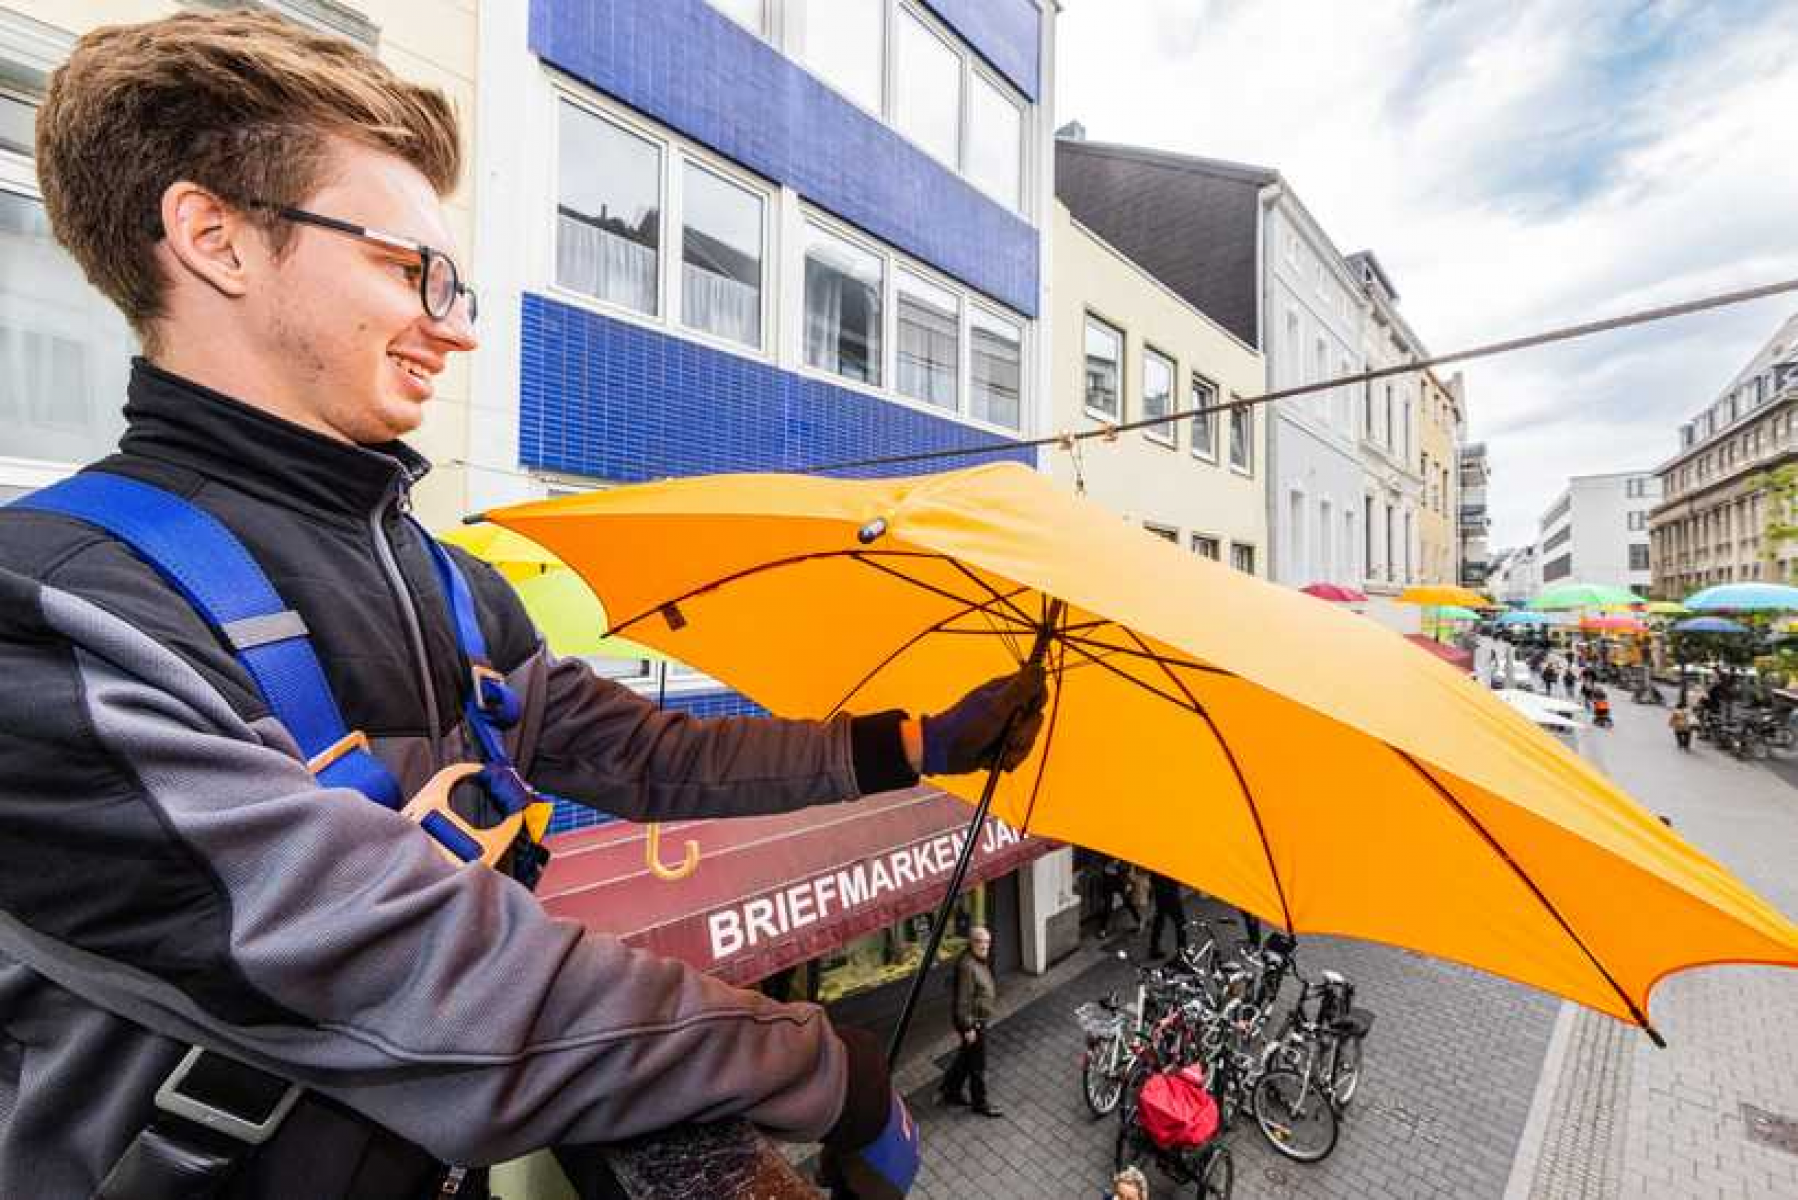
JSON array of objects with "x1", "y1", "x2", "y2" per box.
[{"x1": 15, "y1": 472, "x2": 552, "y2": 1199}]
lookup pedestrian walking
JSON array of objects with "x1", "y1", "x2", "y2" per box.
[
  {"x1": 1108, "y1": 1165, "x2": 1150, "y2": 1200},
  {"x1": 1669, "y1": 705, "x2": 1694, "y2": 751},
  {"x1": 1099, "y1": 857, "x2": 1144, "y2": 937},
  {"x1": 1542, "y1": 663, "x2": 1560, "y2": 695},
  {"x1": 1146, "y1": 872, "x2": 1188, "y2": 960},
  {"x1": 0, "y1": 13, "x2": 1054, "y2": 1196},
  {"x1": 938, "y1": 927, "x2": 1002, "y2": 1118}
]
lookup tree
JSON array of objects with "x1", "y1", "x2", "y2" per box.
[{"x1": 1755, "y1": 465, "x2": 1798, "y2": 583}]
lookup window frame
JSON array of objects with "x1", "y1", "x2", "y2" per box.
[
  {"x1": 1082, "y1": 311, "x2": 1125, "y2": 424},
  {"x1": 891, "y1": 1, "x2": 963, "y2": 172},
  {"x1": 677, "y1": 156, "x2": 770, "y2": 352},
  {"x1": 1189, "y1": 372, "x2": 1219, "y2": 463},
  {"x1": 1143, "y1": 522, "x2": 1179, "y2": 544},
  {"x1": 1227, "y1": 402, "x2": 1254, "y2": 476},
  {"x1": 1191, "y1": 533, "x2": 1221, "y2": 560},
  {"x1": 1140, "y1": 344, "x2": 1176, "y2": 449},
  {"x1": 1230, "y1": 542, "x2": 1257, "y2": 575}
]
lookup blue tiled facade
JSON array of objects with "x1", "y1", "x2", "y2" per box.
[
  {"x1": 919, "y1": 0, "x2": 1040, "y2": 99},
  {"x1": 529, "y1": 0, "x2": 1038, "y2": 316},
  {"x1": 520, "y1": 294, "x2": 1032, "y2": 481}
]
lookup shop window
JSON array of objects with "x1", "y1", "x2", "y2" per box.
[{"x1": 816, "y1": 884, "x2": 987, "y2": 1003}]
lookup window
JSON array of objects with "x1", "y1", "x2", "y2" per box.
[
  {"x1": 1319, "y1": 498, "x2": 1335, "y2": 581},
  {"x1": 965, "y1": 72, "x2": 1022, "y2": 210},
  {"x1": 2, "y1": 73, "x2": 135, "y2": 472},
  {"x1": 969, "y1": 307, "x2": 1022, "y2": 430},
  {"x1": 894, "y1": 8, "x2": 960, "y2": 166},
  {"x1": 1192, "y1": 534, "x2": 1220, "y2": 560},
  {"x1": 895, "y1": 268, "x2": 958, "y2": 409},
  {"x1": 804, "y1": 223, "x2": 884, "y2": 384},
  {"x1": 1144, "y1": 523, "x2": 1178, "y2": 543},
  {"x1": 1190, "y1": 374, "x2": 1217, "y2": 460},
  {"x1": 1629, "y1": 544, "x2": 1650, "y2": 571},
  {"x1": 1228, "y1": 404, "x2": 1252, "y2": 473},
  {"x1": 680, "y1": 162, "x2": 763, "y2": 348},
  {"x1": 1287, "y1": 490, "x2": 1306, "y2": 581},
  {"x1": 1284, "y1": 311, "x2": 1301, "y2": 384},
  {"x1": 1627, "y1": 510, "x2": 1646, "y2": 532},
  {"x1": 1142, "y1": 348, "x2": 1174, "y2": 446},
  {"x1": 1383, "y1": 383, "x2": 1394, "y2": 447},
  {"x1": 1230, "y1": 543, "x2": 1256, "y2": 574},
  {"x1": 556, "y1": 102, "x2": 662, "y2": 315},
  {"x1": 1084, "y1": 315, "x2": 1122, "y2": 419},
  {"x1": 792, "y1": 0, "x2": 885, "y2": 115},
  {"x1": 707, "y1": 0, "x2": 766, "y2": 35}
]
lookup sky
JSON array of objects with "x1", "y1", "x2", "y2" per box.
[{"x1": 1054, "y1": 0, "x2": 1798, "y2": 549}]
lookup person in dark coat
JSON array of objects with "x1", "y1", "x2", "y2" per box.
[
  {"x1": 1098, "y1": 857, "x2": 1143, "y2": 937},
  {"x1": 1146, "y1": 872, "x2": 1187, "y2": 960},
  {"x1": 938, "y1": 927, "x2": 1001, "y2": 1117}
]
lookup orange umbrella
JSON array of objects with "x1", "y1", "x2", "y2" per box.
[{"x1": 481, "y1": 463, "x2": 1798, "y2": 1042}]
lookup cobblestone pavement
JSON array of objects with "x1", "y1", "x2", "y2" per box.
[
  {"x1": 1511, "y1": 683, "x2": 1798, "y2": 1200},
  {"x1": 908, "y1": 902, "x2": 1558, "y2": 1198}
]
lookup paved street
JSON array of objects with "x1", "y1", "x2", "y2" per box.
[{"x1": 909, "y1": 669, "x2": 1798, "y2": 1199}]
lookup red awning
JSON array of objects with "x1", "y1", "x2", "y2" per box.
[
  {"x1": 537, "y1": 788, "x2": 1053, "y2": 986},
  {"x1": 1406, "y1": 633, "x2": 1475, "y2": 671}
]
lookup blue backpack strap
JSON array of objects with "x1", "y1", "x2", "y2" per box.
[
  {"x1": 13, "y1": 474, "x2": 405, "y2": 812},
  {"x1": 417, "y1": 528, "x2": 535, "y2": 819}
]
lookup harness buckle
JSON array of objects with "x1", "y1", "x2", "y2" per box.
[
  {"x1": 305, "y1": 729, "x2": 371, "y2": 776},
  {"x1": 153, "y1": 1047, "x2": 303, "y2": 1147}
]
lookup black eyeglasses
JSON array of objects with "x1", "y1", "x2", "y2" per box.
[{"x1": 262, "y1": 204, "x2": 478, "y2": 324}]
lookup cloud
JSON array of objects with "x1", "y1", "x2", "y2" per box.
[{"x1": 1055, "y1": 0, "x2": 1798, "y2": 551}]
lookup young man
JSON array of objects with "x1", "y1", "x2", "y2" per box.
[
  {"x1": 0, "y1": 13, "x2": 1045, "y2": 1199},
  {"x1": 938, "y1": 926, "x2": 1001, "y2": 1118}
]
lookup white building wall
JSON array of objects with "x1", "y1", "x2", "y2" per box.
[{"x1": 1261, "y1": 196, "x2": 1366, "y2": 588}]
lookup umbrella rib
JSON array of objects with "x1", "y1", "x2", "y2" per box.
[
  {"x1": 820, "y1": 584, "x2": 1035, "y2": 719},
  {"x1": 847, "y1": 553, "x2": 1039, "y2": 634},
  {"x1": 1058, "y1": 630, "x2": 1234, "y2": 677},
  {"x1": 1054, "y1": 635, "x2": 1209, "y2": 716},
  {"x1": 1018, "y1": 629, "x2": 1071, "y2": 836},
  {"x1": 1115, "y1": 626, "x2": 1295, "y2": 936},
  {"x1": 1390, "y1": 747, "x2": 1665, "y2": 1046},
  {"x1": 943, "y1": 557, "x2": 1040, "y2": 632}
]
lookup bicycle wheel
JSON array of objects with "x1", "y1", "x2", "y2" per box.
[
  {"x1": 1084, "y1": 1036, "x2": 1126, "y2": 1117},
  {"x1": 1253, "y1": 1069, "x2": 1339, "y2": 1163},
  {"x1": 1193, "y1": 1144, "x2": 1233, "y2": 1199},
  {"x1": 1331, "y1": 1037, "x2": 1363, "y2": 1108}
]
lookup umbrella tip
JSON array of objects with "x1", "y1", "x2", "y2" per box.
[
  {"x1": 461, "y1": 512, "x2": 488, "y2": 526},
  {"x1": 857, "y1": 517, "x2": 888, "y2": 545}
]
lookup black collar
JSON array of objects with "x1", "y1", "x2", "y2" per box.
[{"x1": 115, "y1": 359, "x2": 430, "y2": 521}]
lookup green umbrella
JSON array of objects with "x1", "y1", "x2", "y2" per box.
[
  {"x1": 1436, "y1": 605, "x2": 1481, "y2": 621},
  {"x1": 1528, "y1": 583, "x2": 1643, "y2": 611}
]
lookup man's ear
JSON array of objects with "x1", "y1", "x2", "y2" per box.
[{"x1": 158, "y1": 182, "x2": 255, "y2": 299}]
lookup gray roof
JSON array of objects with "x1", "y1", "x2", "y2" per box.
[{"x1": 1054, "y1": 137, "x2": 1276, "y2": 348}]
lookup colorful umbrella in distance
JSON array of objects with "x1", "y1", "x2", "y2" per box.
[
  {"x1": 482, "y1": 463, "x2": 1798, "y2": 1045},
  {"x1": 1672, "y1": 616, "x2": 1751, "y2": 635},
  {"x1": 1529, "y1": 583, "x2": 1644, "y2": 611},
  {"x1": 1496, "y1": 611, "x2": 1553, "y2": 627},
  {"x1": 1301, "y1": 582, "x2": 1368, "y2": 602},
  {"x1": 1398, "y1": 584, "x2": 1494, "y2": 608},
  {"x1": 1685, "y1": 582, "x2": 1798, "y2": 612},
  {"x1": 1436, "y1": 606, "x2": 1482, "y2": 621},
  {"x1": 1579, "y1": 614, "x2": 1648, "y2": 634}
]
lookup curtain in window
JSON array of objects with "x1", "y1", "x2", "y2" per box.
[
  {"x1": 971, "y1": 323, "x2": 1021, "y2": 429},
  {"x1": 897, "y1": 290, "x2": 957, "y2": 409},
  {"x1": 804, "y1": 256, "x2": 880, "y2": 384},
  {"x1": 682, "y1": 262, "x2": 759, "y2": 347},
  {"x1": 556, "y1": 210, "x2": 658, "y2": 314}
]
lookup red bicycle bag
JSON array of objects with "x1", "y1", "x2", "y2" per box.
[{"x1": 1137, "y1": 1064, "x2": 1219, "y2": 1150}]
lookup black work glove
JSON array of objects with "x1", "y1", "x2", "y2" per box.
[
  {"x1": 921, "y1": 663, "x2": 1049, "y2": 776},
  {"x1": 819, "y1": 1027, "x2": 920, "y2": 1198}
]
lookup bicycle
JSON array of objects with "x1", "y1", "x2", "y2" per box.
[{"x1": 1251, "y1": 967, "x2": 1372, "y2": 1163}]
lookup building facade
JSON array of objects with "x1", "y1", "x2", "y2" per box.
[
  {"x1": 1347, "y1": 251, "x2": 1427, "y2": 631},
  {"x1": 1650, "y1": 312, "x2": 1798, "y2": 597},
  {"x1": 1459, "y1": 441, "x2": 1492, "y2": 587},
  {"x1": 1261, "y1": 187, "x2": 1366, "y2": 590},
  {"x1": 1537, "y1": 471, "x2": 1660, "y2": 595},
  {"x1": 0, "y1": 0, "x2": 479, "y2": 513},
  {"x1": 1416, "y1": 369, "x2": 1464, "y2": 585},
  {"x1": 1485, "y1": 544, "x2": 1541, "y2": 605},
  {"x1": 1052, "y1": 202, "x2": 1266, "y2": 568}
]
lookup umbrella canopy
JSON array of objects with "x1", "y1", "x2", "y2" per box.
[
  {"x1": 1579, "y1": 615, "x2": 1647, "y2": 634},
  {"x1": 1685, "y1": 582, "x2": 1798, "y2": 612},
  {"x1": 1435, "y1": 606, "x2": 1481, "y2": 621},
  {"x1": 1672, "y1": 616, "x2": 1751, "y2": 635},
  {"x1": 1397, "y1": 584, "x2": 1493, "y2": 608},
  {"x1": 1642, "y1": 601, "x2": 1689, "y2": 617},
  {"x1": 440, "y1": 523, "x2": 563, "y2": 581},
  {"x1": 511, "y1": 568, "x2": 667, "y2": 662},
  {"x1": 1300, "y1": 582, "x2": 1367, "y2": 602},
  {"x1": 1496, "y1": 610, "x2": 1554, "y2": 627},
  {"x1": 483, "y1": 463, "x2": 1798, "y2": 1037},
  {"x1": 1529, "y1": 582, "x2": 1644, "y2": 611}
]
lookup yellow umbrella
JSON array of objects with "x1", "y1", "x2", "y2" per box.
[
  {"x1": 483, "y1": 463, "x2": 1798, "y2": 1042},
  {"x1": 439, "y1": 522, "x2": 564, "y2": 581},
  {"x1": 1398, "y1": 584, "x2": 1495, "y2": 608},
  {"x1": 510, "y1": 568, "x2": 666, "y2": 663}
]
